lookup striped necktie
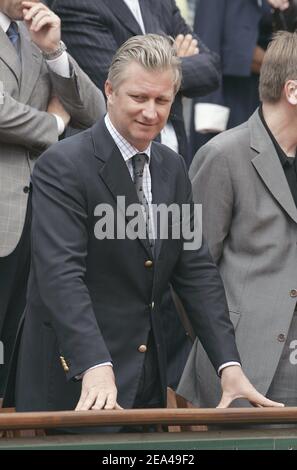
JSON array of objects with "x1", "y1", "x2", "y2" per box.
[{"x1": 132, "y1": 153, "x2": 154, "y2": 250}]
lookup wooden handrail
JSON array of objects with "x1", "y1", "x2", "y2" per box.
[{"x1": 0, "y1": 407, "x2": 297, "y2": 431}]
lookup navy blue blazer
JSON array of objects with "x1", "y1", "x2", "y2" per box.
[{"x1": 52, "y1": 0, "x2": 220, "y2": 162}]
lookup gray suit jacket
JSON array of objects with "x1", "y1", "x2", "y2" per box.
[
  {"x1": 178, "y1": 109, "x2": 297, "y2": 406},
  {"x1": 0, "y1": 23, "x2": 106, "y2": 257}
]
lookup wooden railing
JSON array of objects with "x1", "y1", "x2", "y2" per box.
[{"x1": 1, "y1": 407, "x2": 297, "y2": 432}]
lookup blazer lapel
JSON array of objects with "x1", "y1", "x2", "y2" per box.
[
  {"x1": 102, "y1": 0, "x2": 143, "y2": 36},
  {"x1": 0, "y1": 26, "x2": 21, "y2": 86},
  {"x1": 150, "y1": 144, "x2": 171, "y2": 260},
  {"x1": 18, "y1": 24, "x2": 43, "y2": 104},
  {"x1": 139, "y1": 0, "x2": 163, "y2": 33},
  {"x1": 92, "y1": 121, "x2": 153, "y2": 258},
  {"x1": 249, "y1": 110, "x2": 297, "y2": 224}
]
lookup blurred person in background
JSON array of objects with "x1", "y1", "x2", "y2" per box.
[{"x1": 0, "y1": 0, "x2": 105, "y2": 397}]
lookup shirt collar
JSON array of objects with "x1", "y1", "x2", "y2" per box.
[
  {"x1": 258, "y1": 105, "x2": 296, "y2": 167},
  {"x1": 104, "y1": 114, "x2": 151, "y2": 164},
  {"x1": 0, "y1": 12, "x2": 13, "y2": 33}
]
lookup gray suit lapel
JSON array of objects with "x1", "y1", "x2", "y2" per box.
[
  {"x1": 0, "y1": 25, "x2": 21, "y2": 85},
  {"x1": 249, "y1": 110, "x2": 297, "y2": 224},
  {"x1": 19, "y1": 24, "x2": 43, "y2": 104}
]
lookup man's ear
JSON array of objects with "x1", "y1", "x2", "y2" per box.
[
  {"x1": 105, "y1": 80, "x2": 114, "y2": 103},
  {"x1": 285, "y1": 81, "x2": 297, "y2": 105}
]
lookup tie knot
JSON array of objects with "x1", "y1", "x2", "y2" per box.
[{"x1": 7, "y1": 21, "x2": 19, "y2": 44}]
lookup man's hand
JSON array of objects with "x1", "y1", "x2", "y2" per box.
[
  {"x1": 174, "y1": 34, "x2": 199, "y2": 58},
  {"x1": 47, "y1": 96, "x2": 70, "y2": 127},
  {"x1": 22, "y1": 1, "x2": 61, "y2": 53},
  {"x1": 267, "y1": 0, "x2": 290, "y2": 10},
  {"x1": 75, "y1": 365, "x2": 123, "y2": 411},
  {"x1": 217, "y1": 365, "x2": 284, "y2": 408}
]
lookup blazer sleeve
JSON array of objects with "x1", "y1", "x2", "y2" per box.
[
  {"x1": 166, "y1": 0, "x2": 220, "y2": 97},
  {"x1": 31, "y1": 145, "x2": 112, "y2": 379},
  {"x1": 169, "y1": 156, "x2": 240, "y2": 372},
  {"x1": 189, "y1": 141, "x2": 234, "y2": 264},
  {"x1": 0, "y1": 92, "x2": 59, "y2": 151},
  {"x1": 49, "y1": 55, "x2": 106, "y2": 129}
]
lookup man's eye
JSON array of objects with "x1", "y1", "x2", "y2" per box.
[{"x1": 131, "y1": 95, "x2": 144, "y2": 101}]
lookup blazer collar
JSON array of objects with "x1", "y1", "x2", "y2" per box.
[
  {"x1": 249, "y1": 109, "x2": 297, "y2": 224},
  {"x1": 91, "y1": 120, "x2": 170, "y2": 259}
]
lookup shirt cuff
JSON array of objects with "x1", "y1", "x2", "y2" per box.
[
  {"x1": 46, "y1": 51, "x2": 70, "y2": 78},
  {"x1": 75, "y1": 362, "x2": 113, "y2": 380},
  {"x1": 194, "y1": 103, "x2": 230, "y2": 134},
  {"x1": 218, "y1": 361, "x2": 241, "y2": 376},
  {"x1": 52, "y1": 113, "x2": 65, "y2": 136}
]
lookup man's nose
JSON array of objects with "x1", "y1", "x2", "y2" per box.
[{"x1": 142, "y1": 101, "x2": 157, "y2": 120}]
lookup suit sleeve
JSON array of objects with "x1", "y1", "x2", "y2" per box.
[
  {"x1": 0, "y1": 92, "x2": 58, "y2": 151},
  {"x1": 49, "y1": 55, "x2": 106, "y2": 128},
  {"x1": 31, "y1": 146, "x2": 112, "y2": 379},
  {"x1": 167, "y1": 0, "x2": 220, "y2": 97},
  {"x1": 170, "y1": 156, "x2": 239, "y2": 372},
  {"x1": 189, "y1": 142, "x2": 234, "y2": 264}
]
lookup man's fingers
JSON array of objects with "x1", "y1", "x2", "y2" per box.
[
  {"x1": 174, "y1": 34, "x2": 184, "y2": 53},
  {"x1": 102, "y1": 391, "x2": 118, "y2": 410},
  {"x1": 76, "y1": 391, "x2": 97, "y2": 411},
  {"x1": 216, "y1": 394, "x2": 232, "y2": 408},
  {"x1": 75, "y1": 389, "x2": 88, "y2": 411}
]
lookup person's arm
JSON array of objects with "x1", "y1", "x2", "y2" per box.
[
  {"x1": 189, "y1": 142, "x2": 233, "y2": 264},
  {"x1": 0, "y1": 93, "x2": 59, "y2": 151},
  {"x1": 22, "y1": 1, "x2": 106, "y2": 128},
  {"x1": 168, "y1": 0, "x2": 220, "y2": 97}
]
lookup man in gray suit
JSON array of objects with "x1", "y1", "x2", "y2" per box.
[
  {"x1": 0, "y1": 0, "x2": 105, "y2": 395},
  {"x1": 178, "y1": 30, "x2": 297, "y2": 407}
]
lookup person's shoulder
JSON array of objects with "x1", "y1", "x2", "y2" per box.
[
  {"x1": 36, "y1": 127, "x2": 93, "y2": 172},
  {"x1": 199, "y1": 121, "x2": 250, "y2": 160}
]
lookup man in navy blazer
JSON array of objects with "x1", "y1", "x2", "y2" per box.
[
  {"x1": 13, "y1": 35, "x2": 282, "y2": 417},
  {"x1": 51, "y1": 0, "x2": 222, "y2": 389},
  {"x1": 52, "y1": 0, "x2": 220, "y2": 163}
]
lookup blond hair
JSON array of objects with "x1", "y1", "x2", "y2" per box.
[
  {"x1": 107, "y1": 34, "x2": 182, "y2": 94},
  {"x1": 259, "y1": 31, "x2": 297, "y2": 103}
]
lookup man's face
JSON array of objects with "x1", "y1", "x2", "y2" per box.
[
  {"x1": 105, "y1": 61, "x2": 175, "y2": 151},
  {"x1": 0, "y1": 0, "x2": 37, "y2": 20}
]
